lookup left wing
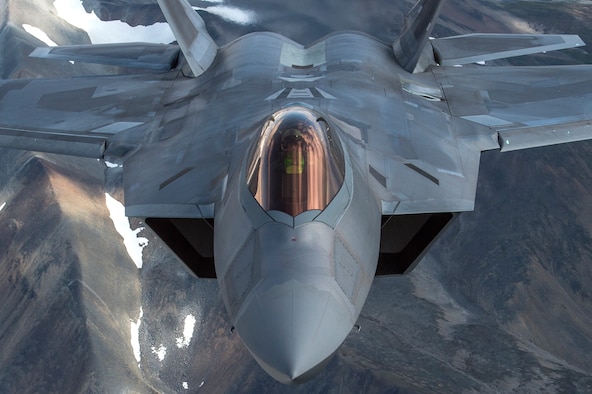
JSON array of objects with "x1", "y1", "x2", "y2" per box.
[{"x1": 0, "y1": 73, "x2": 175, "y2": 158}]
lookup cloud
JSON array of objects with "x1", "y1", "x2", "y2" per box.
[
  {"x1": 193, "y1": 5, "x2": 256, "y2": 25},
  {"x1": 53, "y1": 0, "x2": 175, "y2": 44}
]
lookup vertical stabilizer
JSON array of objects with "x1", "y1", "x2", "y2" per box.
[
  {"x1": 157, "y1": 0, "x2": 217, "y2": 77},
  {"x1": 393, "y1": 0, "x2": 445, "y2": 73}
]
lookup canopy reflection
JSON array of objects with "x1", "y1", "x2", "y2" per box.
[{"x1": 247, "y1": 107, "x2": 345, "y2": 216}]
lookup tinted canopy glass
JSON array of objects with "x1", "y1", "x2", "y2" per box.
[{"x1": 247, "y1": 107, "x2": 345, "y2": 217}]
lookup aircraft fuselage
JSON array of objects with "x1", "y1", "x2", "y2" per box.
[
  {"x1": 214, "y1": 105, "x2": 381, "y2": 382},
  {"x1": 196, "y1": 32, "x2": 412, "y2": 382},
  {"x1": 119, "y1": 27, "x2": 473, "y2": 383}
]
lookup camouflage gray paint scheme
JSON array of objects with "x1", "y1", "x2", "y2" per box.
[{"x1": 1, "y1": 0, "x2": 592, "y2": 384}]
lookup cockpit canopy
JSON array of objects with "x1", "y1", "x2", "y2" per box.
[{"x1": 246, "y1": 107, "x2": 345, "y2": 217}]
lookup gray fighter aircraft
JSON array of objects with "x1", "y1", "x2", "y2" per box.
[{"x1": 1, "y1": 0, "x2": 592, "y2": 384}]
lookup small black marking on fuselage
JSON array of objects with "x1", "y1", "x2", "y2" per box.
[
  {"x1": 159, "y1": 167, "x2": 193, "y2": 190},
  {"x1": 369, "y1": 165, "x2": 387, "y2": 187},
  {"x1": 405, "y1": 163, "x2": 439, "y2": 185}
]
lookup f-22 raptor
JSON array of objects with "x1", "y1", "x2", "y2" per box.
[{"x1": 1, "y1": 0, "x2": 592, "y2": 384}]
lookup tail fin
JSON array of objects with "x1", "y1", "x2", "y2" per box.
[
  {"x1": 393, "y1": 0, "x2": 445, "y2": 73},
  {"x1": 157, "y1": 0, "x2": 217, "y2": 77}
]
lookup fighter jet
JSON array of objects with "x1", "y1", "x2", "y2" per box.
[{"x1": 1, "y1": 0, "x2": 591, "y2": 384}]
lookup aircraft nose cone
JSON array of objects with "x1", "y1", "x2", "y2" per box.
[{"x1": 235, "y1": 278, "x2": 353, "y2": 383}]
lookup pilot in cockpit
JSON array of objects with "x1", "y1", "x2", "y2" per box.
[{"x1": 281, "y1": 129, "x2": 305, "y2": 175}]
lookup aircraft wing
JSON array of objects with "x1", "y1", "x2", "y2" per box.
[
  {"x1": 333, "y1": 62, "x2": 592, "y2": 216},
  {"x1": 0, "y1": 71, "x2": 236, "y2": 219},
  {"x1": 122, "y1": 122, "x2": 233, "y2": 219},
  {"x1": 0, "y1": 73, "x2": 175, "y2": 158},
  {"x1": 434, "y1": 65, "x2": 592, "y2": 152},
  {"x1": 326, "y1": 70, "x2": 484, "y2": 215}
]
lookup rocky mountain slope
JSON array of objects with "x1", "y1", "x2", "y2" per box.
[
  {"x1": 1, "y1": 0, "x2": 591, "y2": 392},
  {"x1": 0, "y1": 150, "x2": 157, "y2": 393}
]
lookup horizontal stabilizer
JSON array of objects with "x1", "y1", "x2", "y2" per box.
[
  {"x1": 30, "y1": 43, "x2": 180, "y2": 71},
  {"x1": 432, "y1": 34, "x2": 585, "y2": 66}
]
